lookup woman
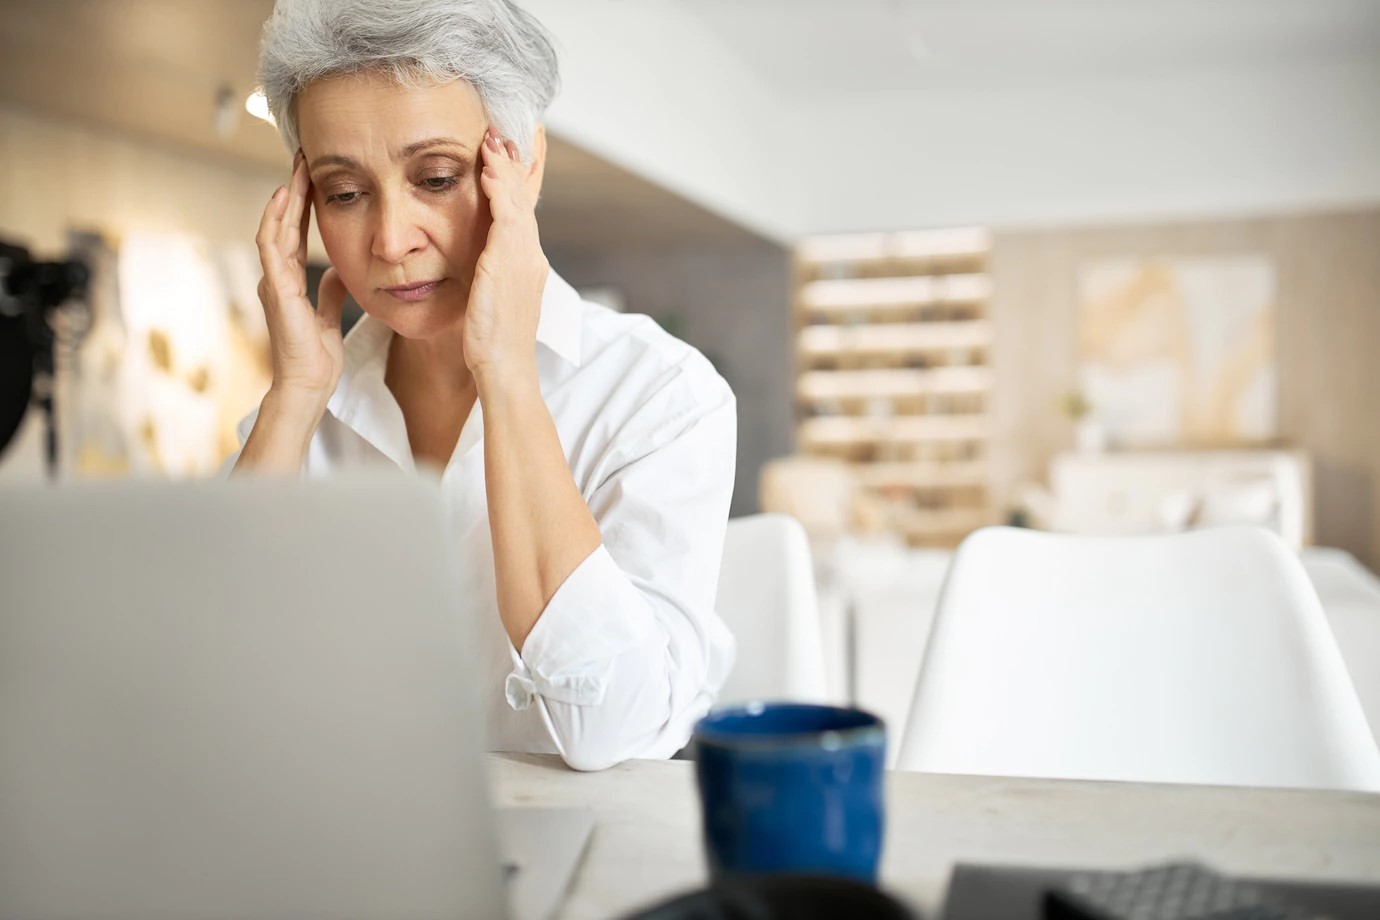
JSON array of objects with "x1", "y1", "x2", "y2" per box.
[{"x1": 232, "y1": 0, "x2": 737, "y2": 771}]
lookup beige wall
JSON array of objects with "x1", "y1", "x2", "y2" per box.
[
  {"x1": 0, "y1": 103, "x2": 294, "y2": 256},
  {"x1": 0, "y1": 104, "x2": 303, "y2": 479},
  {"x1": 991, "y1": 208, "x2": 1380, "y2": 570}
]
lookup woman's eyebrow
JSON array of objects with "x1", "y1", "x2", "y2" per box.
[
  {"x1": 304, "y1": 138, "x2": 471, "y2": 172},
  {"x1": 396, "y1": 137, "x2": 472, "y2": 159},
  {"x1": 308, "y1": 153, "x2": 362, "y2": 172},
  {"x1": 307, "y1": 138, "x2": 472, "y2": 173}
]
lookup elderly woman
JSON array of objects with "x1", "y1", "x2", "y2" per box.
[{"x1": 232, "y1": 0, "x2": 736, "y2": 771}]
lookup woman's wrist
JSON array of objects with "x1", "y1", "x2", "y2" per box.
[
  {"x1": 473, "y1": 354, "x2": 540, "y2": 405},
  {"x1": 232, "y1": 386, "x2": 329, "y2": 476},
  {"x1": 263, "y1": 384, "x2": 332, "y2": 429}
]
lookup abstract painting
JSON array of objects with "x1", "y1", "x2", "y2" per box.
[{"x1": 1078, "y1": 255, "x2": 1277, "y2": 447}]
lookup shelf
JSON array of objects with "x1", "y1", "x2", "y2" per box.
[
  {"x1": 799, "y1": 321, "x2": 993, "y2": 358},
  {"x1": 786, "y1": 224, "x2": 994, "y2": 548},
  {"x1": 797, "y1": 367, "x2": 993, "y2": 402},
  {"x1": 797, "y1": 227, "x2": 991, "y2": 267},
  {"x1": 799, "y1": 415, "x2": 990, "y2": 447},
  {"x1": 853, "y1": 461, "x2": 989, "y2": 489},
  {"x1": 799, "y1": 273, "x2": 990, "y2": 313}
]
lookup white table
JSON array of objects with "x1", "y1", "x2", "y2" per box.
[{"x1": 490, "y1": 753, "x2": 1380, "y2": 919}]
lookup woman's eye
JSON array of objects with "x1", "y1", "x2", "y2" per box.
[
  {"x1": 325, "y1": 191, "x2": 362, "y2": 206},
  {"x1": 420, "y1": 176, "x2": 459, "y2": 192}
]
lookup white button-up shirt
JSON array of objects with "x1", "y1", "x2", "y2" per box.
[{"x1": 231, "y1": 270, "x2": 737, "y2": 770}]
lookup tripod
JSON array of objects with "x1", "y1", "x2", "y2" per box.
[{"x1": 0, "y1": 240, "x2": 91, "y2": 478}]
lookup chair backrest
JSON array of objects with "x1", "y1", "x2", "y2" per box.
[
  {"x1": 715, "y1": 514, "x2": 829, "y2": 704},
  {"x1": 896, "y1": 526, "x2": 1380, "y2": 791}
]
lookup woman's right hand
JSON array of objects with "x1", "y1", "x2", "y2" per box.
[{"x1": 255, "y1": 151, "x2": 348, "y2": 418}]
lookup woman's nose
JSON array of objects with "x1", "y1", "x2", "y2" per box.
[{"x1": 370, "y1": 193, "x2": 428, "y2": 264}]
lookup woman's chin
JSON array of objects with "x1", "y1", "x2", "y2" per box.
[{"x1": 362, "y1": 296, "x2": 467, "y2": 341}]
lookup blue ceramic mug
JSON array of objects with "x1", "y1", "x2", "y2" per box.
[{"x1": 692, "y1": 702, "x2": 887, "y2": 884}]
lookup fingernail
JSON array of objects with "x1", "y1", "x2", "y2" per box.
[
  {"x1": 271, "y1": 185, "x2": 284, "y2": 200},
  {"x1": 487, "y1": 135, "x2": 500, "y2": 152}
]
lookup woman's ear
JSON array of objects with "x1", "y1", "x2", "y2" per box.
[{"x1": 525, "y1": 123, "x2": 548, "y2": 203}]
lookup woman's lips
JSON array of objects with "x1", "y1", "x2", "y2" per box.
[{"x1": 382, "y1": 279, "x2": 444, "y2": 302}]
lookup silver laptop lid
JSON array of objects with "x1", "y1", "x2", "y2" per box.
[{"x1": 0, "y1": 476, "x2": 506, "y2": 920}]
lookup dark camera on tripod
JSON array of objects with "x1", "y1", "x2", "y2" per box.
[{"x1": 0, "y1": 239, "x2": 91, "y2": 464}]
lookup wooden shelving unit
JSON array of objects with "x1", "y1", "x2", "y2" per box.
[{"x1": 792, "y1": 227, "x2": 995, "y2": 549}]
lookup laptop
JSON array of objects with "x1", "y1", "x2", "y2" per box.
[{"x1": 0, "y1": 476, "x2": 591, "y2": 920}]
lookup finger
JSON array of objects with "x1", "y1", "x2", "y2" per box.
[
  {"x1": 279, "y1": 151, "x2": 310, "y2": 256},
  {"x1": 481, "y1": 132, "x2": 531, "y2": 219},
  {"x1": 481, "y1": 127, "x2": 506, "y2": 166},
  {"x1": 479, "y1": 132, "x2": 505, "y2": 202},
  {"x1": 278, "y1": 152, "x2": 307, "y2": 256},
  {"x1": 256, "y1": 185, "x2": 290, "y2": 282},
  {"x1": 297, "y1": 170, "x2": 313, "y2": 268},
  {"x1": 479, "y1": 162, "x2": 510, "y2": 221},
  {"x1": 256, "y1": 185, "x2": 287, "y2": 254},
  {"x1": 315, "y1": 266, "x2": 347, "y2": 330}
]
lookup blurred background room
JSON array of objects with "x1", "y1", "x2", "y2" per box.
[{"x1": 3, "y1": 0, "x2": 1379, "y2": 754}]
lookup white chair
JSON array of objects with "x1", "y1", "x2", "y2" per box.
[
  {"x1": 896, "y1": 526, "x2": 1380, "y2": 791},
  {"x1": 715, "y1": 514, "x2": 830, "y2": 704}
]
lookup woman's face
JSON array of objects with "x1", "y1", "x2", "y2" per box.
[{"x1": 296, "y1": 71, "x2": 537, "y2": 341}]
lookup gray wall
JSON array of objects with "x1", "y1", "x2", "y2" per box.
[{"x1": 548, "y1": 241, "x2": 795, "y2": 517}]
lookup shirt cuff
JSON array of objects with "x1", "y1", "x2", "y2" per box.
[{"x1": 504, "y1": 544, "x2": 661, "y2": 711}]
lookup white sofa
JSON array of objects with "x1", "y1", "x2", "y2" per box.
[{"x1": 1033, "y1": 449, "x2": 1313, "y2": 548}]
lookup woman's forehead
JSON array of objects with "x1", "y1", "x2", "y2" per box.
[{"x1": 296, "y1": 71, "x2": 485, "y2": 158}]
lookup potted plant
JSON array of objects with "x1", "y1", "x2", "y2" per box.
[{"x1": 1059, "y1": 391, "x2": 1105, "y2": 453}]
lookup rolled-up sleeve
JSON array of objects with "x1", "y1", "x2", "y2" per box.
[
  {"x1": 216, "y1": 409, "x2": 260, "y2": 478},
  {"x1": 506, "y1": 377, "x2": 738, "y2": 772},
  {"x1": 504, "y1": 545, "x2": 659, "y2": 709}
]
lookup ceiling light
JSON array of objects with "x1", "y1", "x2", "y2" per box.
[{"x1": 245, "y1": 90, "x2": 275, "y2": 125}]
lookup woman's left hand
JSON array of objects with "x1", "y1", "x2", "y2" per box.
[{"x1": 465, "y1": 127, "x2": 549, "y2": 384}]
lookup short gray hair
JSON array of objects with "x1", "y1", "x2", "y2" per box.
[{"x1": 258, "y1": 0, "x2": 560, "y2": 160}]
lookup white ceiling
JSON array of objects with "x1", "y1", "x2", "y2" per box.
[
  {"x1": 3, "y1": 0, "x2": 1377, "y2": 241},
  {"x1": 0, "y1": 0, "x2": 768, "y2": 250},
  {"x1": 1, "y1": 0, "x2": 279, "y2": 169},
  {"x1": 678, "y1": 0, "x2": 1380, "y2": 97}
]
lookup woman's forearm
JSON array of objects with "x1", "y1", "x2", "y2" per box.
[
  {"x1": 478, "y1": 359, "x2": 603, "y2": 652},
  {"x1": 231, "y1": 387, "x2": 328, "y2": 476}
]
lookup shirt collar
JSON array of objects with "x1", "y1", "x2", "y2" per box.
[
  {"x1": 324, "y1": 314, "x2": 410, "y2": 468},
  {"x1": 535, "y1": 268, "x2": 585, "y2": 368}
]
